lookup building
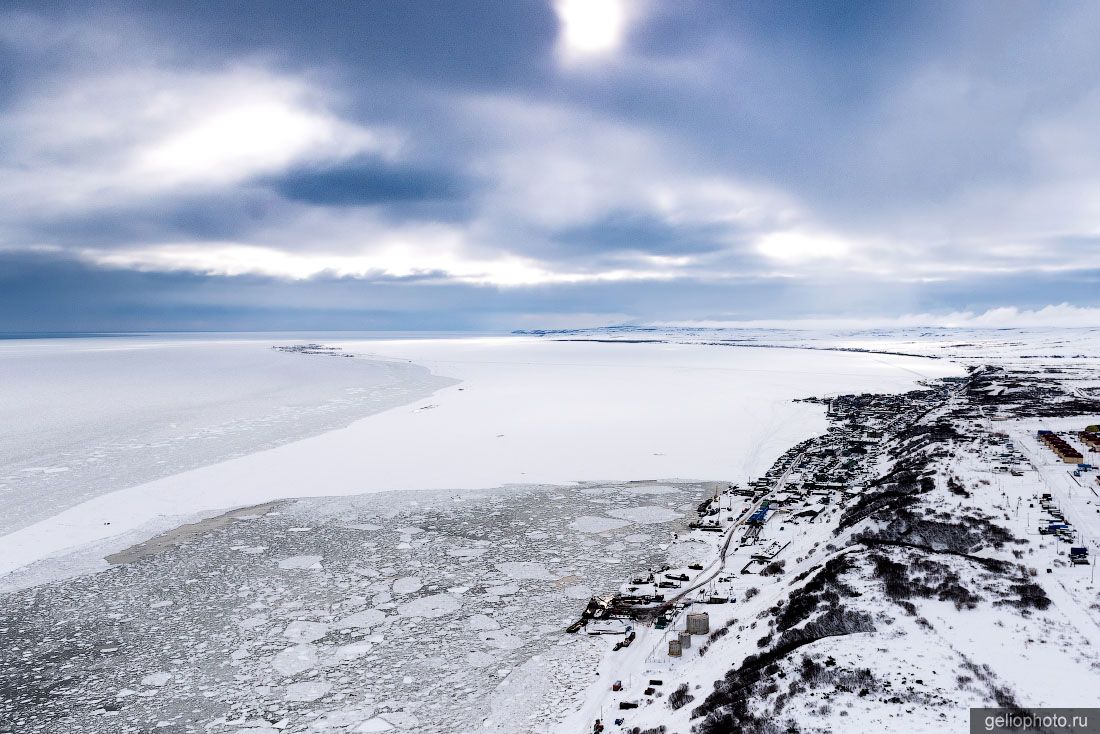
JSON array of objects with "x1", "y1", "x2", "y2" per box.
[{"x1": 1038, "y1": 430, "x2": 1084, "y2": 463}]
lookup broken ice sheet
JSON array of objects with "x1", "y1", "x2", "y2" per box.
[{"x1": 0, "y1": 482, "x2": 699, "y2": 733}]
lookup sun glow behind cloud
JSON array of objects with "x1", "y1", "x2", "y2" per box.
[{"x1": 553, "y1": 0, "x2": 630, "y2": 59}]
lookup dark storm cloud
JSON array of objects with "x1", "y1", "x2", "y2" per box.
[
  {"x1": 127, "y1": 0, "x2": 559, "y2": 90},
  {"x1": 551, "y1": 212, "x2": 733, "y2": 257},
  {"x1": 15, "y1": 193, "x2": 283, "y2": 248},
  {"x1": 270, "y1": 158, "x2": 472, "y2": 207}
]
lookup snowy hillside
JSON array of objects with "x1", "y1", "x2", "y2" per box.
[{"x1": 555, "y1": 360, "x2": 1100, "y2": 734}]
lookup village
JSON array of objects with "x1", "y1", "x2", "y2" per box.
[{"x1": 564, "y1": 364, "x2": 1100, "y2": 734}]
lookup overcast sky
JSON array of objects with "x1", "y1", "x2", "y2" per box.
[{"x1": 3, "y1": 1, "x2": 1100, "y2": 331}]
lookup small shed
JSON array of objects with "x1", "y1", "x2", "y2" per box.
[{"x1": 686, "y1": 612, "x2": 710, "y2": 635}]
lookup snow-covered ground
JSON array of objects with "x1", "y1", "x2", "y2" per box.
[
  {"x1": 553, "y1": 358, "x2": 1100, "y2": 734},
  {"x1": 519, "y1": 324, "x2": 1100, "y2": 370},
  {"x1": 0, "y1": 335, "x2": 961, "y2": 584}
]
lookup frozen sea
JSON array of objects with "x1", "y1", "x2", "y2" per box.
[
  {"x1": 0, "y1": 332, "x2": 963, "y2": 584},
  {"x1": 0, "y1": 334, "x2": 453, "y2": 535},
  {"x1": 0, "y1": 481, "x2": 706, "y2": 734}
]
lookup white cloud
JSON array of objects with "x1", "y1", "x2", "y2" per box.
[
  {"x1": 80, "y1": 237, "x2": 680, "y2": 287},
  {"x1": 465, "y1": 95, "x2": 795, "y2": 234},
  {"x1": 938, "y1": 303, "x2": 1100, "y2": 328},
  {"x1": 0, "y1": 65, "x2": 398, "y2": 208},
  {"x1": 656, "y1": 303, "x2": 1100, "y2": 329},
  {"x1": 131, "y1": 77, "x2": 392, "y2": 188},
  {"x1": 755, "y1": 230, "x2": 853, "y2": 263}
]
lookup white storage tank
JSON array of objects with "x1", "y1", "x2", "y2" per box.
[
  {"x1": 686, "y1": 612, "x2": 710, "y2": 635},
  {"x1": 668, "y1": 639, "x2": 682, "y2": 657},
  {"x1": 678, "y1": 631, "x2": 692, "y2": 649}
]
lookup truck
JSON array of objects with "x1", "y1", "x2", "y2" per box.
[{"x1": 1070, "y1": 547, "x2": 1089, "y2": 565}]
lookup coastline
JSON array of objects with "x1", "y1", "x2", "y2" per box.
[
  {"x1": 0, "y1": 336, "x2": 456, "y2": 536},
  {"x1": 0, "y1": 339, "x2": 960, "y2": 585},
  {"x1": 554, "y1": 360, "x2": 1100, "y2": 733}
]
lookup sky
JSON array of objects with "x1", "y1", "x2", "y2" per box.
[{"x1": 3, "y1": 0, "x2": 1100, "y2": 332}]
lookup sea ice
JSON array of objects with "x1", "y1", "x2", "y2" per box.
[
  {"x1": 446, "y1": 547, "x2": 488, "y2": 558},
  {"x1": 562, "y1": 584, "x2": 592, "y2": 600},
  {"x1": 328, "y1": 642, "x2": 373, "y2": 663},
  {"x1": 467, "y1": 613, "x2": 500, "y2": 631},
  {"x1": 395, "y1": 593, "x2": 461, "y2": 618},
  {"x1": 334, "y1": 609, "x2": 386, "y2": 629},
  {"x1": 467, "y1": 651, "x2": 496, "y2": 668},
  {"x1": 238, "y1": 614, "x2": 268, "y2": 629},
  {"x1": 496, "y1": 561, "x2": 555, "y2": 580},
  {"x1": 308, "y1": 708, "x2": 377, "y2": 730},
  {"x1": 624, "y1": 485, "x2": 678, "y2": 495},
  {"x1": 391, "y1": 576, "x2": 422, "y2": 594},
  {"x1": 380, "y1": 711, "x2": 419, "y2": 729},
  {"x1": 481, "y1": 630, "x2": 524, "y2": 650},
  {"x1": 283, "y1": 621, "x2": 329, "y2": 643},
  {"x1": 140, "y1": 672, "x2": 171, "y2": 687},
  {"x1": 606, "y1": 505, "x2": 683, "y2": 524},
  {"x1": 271, "y1": 644, "x2": 318, "y2": 676},
  {"x1": 285, "y1": 681, "x2": 330, "y2": 702},
  {"x1": 570, "y1": 516, "x2": 632, "y2": 533},
  {"x1": 278, "y1": 555, "x2": 323, "y2": 570}
]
